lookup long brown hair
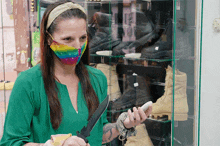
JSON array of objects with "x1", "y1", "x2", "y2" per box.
[{"x1": 40, "y1": 1, "x2": 99, "y2": 130}]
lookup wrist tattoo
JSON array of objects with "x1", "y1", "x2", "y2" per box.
[{"x1": 103, "y1": 123, "x2": 117, "y2": 143}]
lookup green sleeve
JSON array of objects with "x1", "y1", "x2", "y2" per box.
[
  {"x1": 100, "y1": 72, "x2": 110, "y2": 126},
  {"x1": 87, "y1": 65, "x2": 110, "y2": 126},
  {"x1": 0, "y1": 73, "x2": 35, "y2": 145}
]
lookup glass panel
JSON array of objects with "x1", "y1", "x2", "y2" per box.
[
  {"x1": 173, "y1": 0, "x2": 201, "y2": 145},
  {"x1": 97, "y1": 0, "x2": 174, "y2": 146}
]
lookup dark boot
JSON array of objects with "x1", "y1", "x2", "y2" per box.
[
  {"x1": 111, "y1": 75, "x2": 153, "y2": 110},
  {"x1": 141, "y1": 18, "x2": 173, "y2": 59},
  {"x1": 135, "y1": 76, "x2": 153, "y2": 107}
]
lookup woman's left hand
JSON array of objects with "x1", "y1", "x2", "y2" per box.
[{"x1": 123, "y1": 105, "x2": 152, "y2": 129}]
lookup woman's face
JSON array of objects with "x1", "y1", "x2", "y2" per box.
[{"x1": 52, "y1": 17, "x2": 87, "y2": 49}]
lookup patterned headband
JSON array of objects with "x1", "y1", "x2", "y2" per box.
[{"x1": 47, "y1": 2, "x2": 86, "y2": 29}]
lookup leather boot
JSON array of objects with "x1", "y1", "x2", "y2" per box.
[
  {"x1": 135, "y1": 76, "x2": 153, "y2": 107},
  {"x1": 141, "y1": 18, "x2": 173, "y2": 59},
  {"x1": 96, "y1": 63, "x2": 121, "y2": 101},
  {"x1": 125, "y1": 124, "x2": 154, "y2": 146},
  {"x1": 151, "y1": 65, "x2": 188, "y2": 121},
  {"x1": 111, "y1": 75, "x2": 153, "y2": 110}
]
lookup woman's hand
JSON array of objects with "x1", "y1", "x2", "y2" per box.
[
  {"x1": 41, "y1": 134, "x2": 90, "y2": 146},
  {"x1": 62, "y1": 136, "x2": 90, "y2": 146},
  {"x1": 123, "y1": 105, "x2": 152, "y2": 129},
  {"x1": 42, "y1": 139, "x2": 53, "y2": 146}
]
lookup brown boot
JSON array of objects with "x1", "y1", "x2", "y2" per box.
[
  {"x1": 151, "y1": 66, "x2": 188, "y2": 121},
  {"x1": 125, "y1": 124, "x2": 154, "y2": 146}
]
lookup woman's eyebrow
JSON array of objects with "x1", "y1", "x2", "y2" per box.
[
  {"x1": 61, "y1": 33, "x2": 87, "y2": 39},
  {"x1": 81, "y1": 33, "x2": 87, "y2": 37},
  {"x1": 60, "y1": 36, "x2": 72, "y2": 39}
]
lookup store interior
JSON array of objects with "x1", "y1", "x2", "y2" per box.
[{"x1": 0, "y1": 0, "x2": 203, "y2": 146}]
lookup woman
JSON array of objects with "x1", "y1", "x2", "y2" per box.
[{"x1": 0, "y1": 2, "x2": 152, "y2": 146}]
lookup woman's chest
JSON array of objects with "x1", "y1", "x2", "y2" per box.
[{"x1": 65, "y1": 82, "x2": 78, "y2": 99}]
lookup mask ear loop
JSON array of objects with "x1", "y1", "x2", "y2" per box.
[
  {"x1": 46, "y1": 31, "x2": 54, "y2": 39},
  {"x1": 46, "y1": 31, "x2": 54, "y2": 45}
]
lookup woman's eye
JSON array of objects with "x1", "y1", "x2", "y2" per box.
[
  {"x1": 64, "y1": 37, "x2": 72, "y2": 41},
  {"x1": 80, "y1": 36, "x2": 87, "y2": 41}
]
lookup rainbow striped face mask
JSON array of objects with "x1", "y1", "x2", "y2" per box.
[{"x1": 50, "y1": 39, "x2": 87, "y2": 66}]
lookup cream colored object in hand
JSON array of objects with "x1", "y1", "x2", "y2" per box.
[
  {"x1": 96, "y1": 64, "x2": 121, "y2": 101},
  {"x1": 51, "y1": 134, "x2": 72, "y2": 146},
  {"x1": 151, "y1": 65, "x2": 188, "y2": 121},
  {"x1": 125, "y1": 124, "x2": 153, "y2": 146}
]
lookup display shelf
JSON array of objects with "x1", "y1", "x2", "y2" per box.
[
  {"x1": 187, "y1": 115, "x2": 196, "y2": 120},
  {"x1": 108, "y1": 110, "x2": 172, "y2": 122},
  {"x1": 116, "y1": 64, "x2": 164, "y2": 78},
  {"x1": 90, "y1": 54, "x2": 125, "y2": 58},
  {"x1": 123, "y1": 58, "x2": 175, "y2": 62},
  {"x1": 90, "y1": 54, "x2": 181, "y2": 62},
  {"x1": 151, "y1": 82, "x2": 196, "y2": 90},
  {"x1": 90, "y1": 54, "x2": 196, "y2": 62},
  {"x1": 157, "y1": 24, "x2": 196, "y2": 30},
  {"x1": 174, "y1": 56, "x2": 195, "y2": 60}
]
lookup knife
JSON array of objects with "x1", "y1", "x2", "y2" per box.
[{"x1": 76, "y1": 95, "x2": 109, "y2": 143}]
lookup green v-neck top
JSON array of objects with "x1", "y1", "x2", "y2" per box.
[{"x1": 0, "y1": 64, "x2": 109, "y2": 146}]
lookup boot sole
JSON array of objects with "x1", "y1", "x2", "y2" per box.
[{"x1": 151, "y1": 113, "x2": 188, "y2": 121}]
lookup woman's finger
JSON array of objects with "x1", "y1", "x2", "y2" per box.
[
  {"x1": 75, "y1": 137, "x2": 87, "y2": 146},
  {"x1": 145, "y1": 105, "x2": 152, "y2": 116},
  {"x1": 138, "y1": 107, "x2": 147, "y2": 122},
  {"x1": 43, "y1": 140, "x2": 53, "y2": 146},
  {"x1": 128, "y1": 109, "x2": 134, "y2": 123},
  {"x1": 133, "y1": 107, "x2": 140, "y2": 122},
  {"x1": 63, "y1": 140, "x2": 80, "y2": 146},
  {"x1": 63, "y1": 136, "x2": 86, "y2": 146}
]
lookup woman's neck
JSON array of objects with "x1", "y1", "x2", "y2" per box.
[{"x1": 54, "y1": 56, "x2": 77, "y2": 77}]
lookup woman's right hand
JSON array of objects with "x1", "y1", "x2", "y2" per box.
[{"x1": 62, "y1": 136, "x2": 90, "y2": 146}]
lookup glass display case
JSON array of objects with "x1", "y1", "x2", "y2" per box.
[
  {"x1": 0, "y1": 0, "x2": 203, "y2": 145},
  {"x1": 86, "y1": 0, "x2": 202, "y2": 145}
]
